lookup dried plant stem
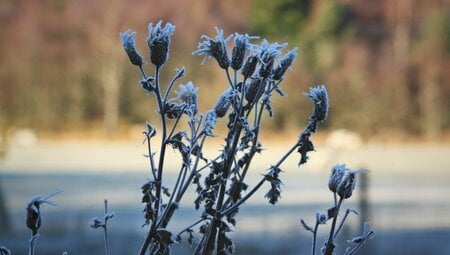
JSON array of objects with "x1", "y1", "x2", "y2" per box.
[
  {"x1": 334, "y1": 209, "x2": 353, "y2": 239},
  {"x1": 140, "y1": 66, "x2": 169, "y2": 255},
  {"x1": 201, "y1": 127, "x2": 242, "y2": 255},
  {"x1": 28, "y1": 234, "x2": 38, "y2": 255},
  {"x1": 222, "y1": 142, "x2": 298, "y2": 216},
  {"x1": 176, "y1": 218, "x2": 205, "y2": 237},
  {"x1": 177, "y1": 135, "x2": 207, "y2": 201},
  {"x1": 146, "y1": 135, "x2": 157, "y2": 180},
  {"x1": 324, "y1": 197, "x2": 344, "y2": 255},
  {"x1": 312, "y1": 222, "x2": 319, "y2": 255},
  {"x1": 103, "y1": 200, "x2": 110, "y2": 255}
]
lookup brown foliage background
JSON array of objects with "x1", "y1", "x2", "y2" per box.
[{"x1": 1, "y1": 0, "x2": 449, "y2": 138}]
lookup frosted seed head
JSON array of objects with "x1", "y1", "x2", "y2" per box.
[
  {"x1": 176, "y1": 81, "x2": 198, "y2": 115},
  {"x1": 120, "y1": 30, "x2": 144, "y2": 66},
  {"x1": 146, "y1": 21, "x2": 175, "y2": 67},
  {"x1": 272, "y1": 47, "x2": 297, "y2": 80},
  {"x1": 193, "y1": 27, "x2": 232, "y2": 69},
  {"x1": 328, "y1": 164, "x2": 347, "y2": 193}
]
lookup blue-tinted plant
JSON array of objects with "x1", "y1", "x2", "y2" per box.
[
  {"x1": 301, "y1": 164, "x2": 374, "y2": 255},
  {"x1": 90, "y1": 200, "x2": 114, "y2": 255},
  {"x1": 120, "y1": 21, "x2": 370, "y2": 255},
  {"x1": 25, "y1": 191, "x2": 61, "y2": 255}
]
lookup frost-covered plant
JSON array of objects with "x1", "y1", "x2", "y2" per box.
[
  {"x1": 90, "y1": 200, "x2": 114, "y2": 255},
  {"x1": 301, "y1": 164, "x2": 374, "y2": 255},
  {"x1": 25, "y1": 191, "x2": 61, "y2": 255},
  {"x1": 120, "y1": 20, "x2": 335, "y2": 255}
]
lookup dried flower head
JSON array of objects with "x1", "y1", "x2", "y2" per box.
[
  {"x1": 193, "y1": 27, "x2": 232, "y2": 69},
  {"x1": 272, "y1": 47, "x2": 298, "y2": 80},
  {"x1": 147, "y1": 21, "x2": 176, "y2": 67},
  {"x1": 120, "y1": 30, "x2": 144, "y2": 66},
  {"x1": 214, "y1": 88, "x2": 235, "y2": 118},
  {"x1": 0, "y1": 246, "x2": 11, "y2": 255},
  {"x1": 258, "y1": 40, "x2": 287, "y2": 78},
  {"x1": 176, "y1": 81, "x2": 198, "y2": 115},
  {"x1": 26, "y1": 191, "x2": 61, "y2": 236},
  {"x1": 240, "y1": 54, "x2": 259, "y2": 78},
  {"x1": 231, "y1": 33, "x2": 256, "y2": 70},
  {"x1": 244, "y1": 78, "x2": 263, "y2": 104},
  {"x1": 202, "y1": 110, "x2": 218, "y2": 136},
  {"x1": 337, "y1": 171, "x2": 357, "y2": 199},
  {"x1": 328, "y1": 164, "x2": 368, "y2": 199},
  {"x1": 304, "y1": 85, "x2": 329, "y2": 128},
  {"x1": 328, "y1": 164, "x2": 347, "y2": 193}
]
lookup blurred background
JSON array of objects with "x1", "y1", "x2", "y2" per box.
[{"x1": 1, "y1": 0, "x2": 450, "y2": 254}]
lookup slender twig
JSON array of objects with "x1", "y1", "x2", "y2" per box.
[
  {"x1": 225, "y1": 68, "x2": 234, "y2": 89},
  {"x1": 334, "y1": 209, "x2": 354, "y2": 239},
  {"x1": 221, "y1": 177, "x2": 265, "y2": 216},
  {"x1": 166, "y1": 105, "x2": 187, "y2": 141},
  {"x1": 177, "y1": 135, "x2": 207, "y2": 201},
  {"x1": 312, "y1": 222, "x2": 319, "y2": 255},
  {"x1": 324, "y1": 197, "x2": 344, "y2": 255},
  {"x1": 222, "y1": 142, "x2": 298, "y2": 216},
  {"x1": 103, "y1": 200, "x2": 110, "y2": 255},
  {"x1": 156, "y1": 165, "x2": 186, "y2": 229},
  {"x1": 176, "y1": 218, "x2": 205, "y2": 237},
  {"x1": 28, "y1": 234, "x2": 38, "y2": 255},
  {"x1": 345, "y1": 231, "x2": 375, "y2": 255},
  {"x1": 163, "y1": 70, "x2": 185, "y2": 103},
  {"x1": 146, "y1": 136, "x2": 157, "y2": 180},
  {"x1": 140, "y1": 65, "x2": 169, "y2": 255}
]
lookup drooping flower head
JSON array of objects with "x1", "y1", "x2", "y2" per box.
[
  {"x1": 26, "y1": 191, "x2": 61, "y2": 236},
  {"x1": 120, "y1": 30, "x2": 144, "y2": 66},
  {"x1": 146, "y1": 21, "x2": 176, "y2": 67},
  {"x1": 304, "y1": 85, "x2": 329, "y2": 132},
  {"x1": 272, "y1": 47, "x2": 298, "y2": 80},
  {"x1": 193, "y1": 27, "x2": 233, "y2": 69}
]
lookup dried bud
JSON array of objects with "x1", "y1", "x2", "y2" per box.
[
  {"x1": 272, "y1": 47, "x2": 297, "y2": 80},
  {"x1": 174, "y1": 66, "x2": 186, "y2": 79},
  {"x1": 202, "y1": 110, "x2": 218, "y2": 136},
  {"x1": 120, "y1": 30, "x2": 144, "y2": 66},
  {"x1": 328, "y1": 164, "x2": 347, "y2": 193},
  {"x1": 258, "y1": 40, "x2": 287, "y2": 78},
  {"x1": 214, "y1": 89, "x2": 234, "y2": 118},
  {"x1": 316, "y1": 212, "x2": 328, "y2": 225},
  {"x1": 337, "y1": 171, "x2": 356, "y2": 199},
  {"x1": 231, "y1": 34, "x2": 255, "y2": 70},
  {"x1": 26, "y1": 191, "x2": 60, "y2": 236},
  {"x1": 193, "y1": 27, "x2": 232, "y2": 69},
  {"x1": 0, "y1": 246, "x2": 11, "y2": 255},
  {"x1": 144, "y1": 121, "x2": 156, "y2": 138},
  {"x1": 140, "y1": 76, "x2": 155, "y2": 93},
  {"x1": 328, "y1": 164, "x2": 367, "y2": 199},
  {"x1": 240, "y1": 54, "x2": 258, "y2": 78},
  {"x1": 176, "y1": 81, "x2": 198, "y2": 115},
  {"x1": 89, "y1": 217, "x2": 103, "y2": 229},
  {"x1": 244, "y1": 78, "x2": 263, "y2": 103},
  {"x1": 146, "y1": 21, "x2": 175, "y2": 67}
]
